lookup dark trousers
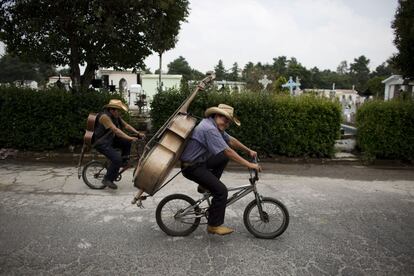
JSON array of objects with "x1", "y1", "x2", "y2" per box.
[
  {"x1": 182, "y1": 152, "x2": 229, "y2": 226},
  {"x1": 95, "y1": 137, "x2": 131, "y2": 182}
]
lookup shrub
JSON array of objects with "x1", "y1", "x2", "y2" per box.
[
  {"x1": 0, "y1": 87, "x2": 123, "y2": 150},
  {"x1": 151, "y1": 88, "x2": 341, "y2": 157},
  {"x1": 356, "y1": 99, "x2": 414, "y2": 161}
]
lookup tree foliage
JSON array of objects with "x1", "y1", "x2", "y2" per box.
[
  {"x1": 214, "y1": 60, "x2": 227, "y2": 81},
  {"x1": 228, "y1": 62, "x2": 240, "y2": 81},
  {"x1": 0, "y1": 53, "x2": 56, "y2": 84},
  {"x1": 167, "y1": 56, "x2": 193, "y2": 80},
  {"x1": 349, "y1": 55, "x2": 370, "y2": 93},
  {"x1": 391, "y1": 0, "x2": 414, "y2": 78},
  {"x1": 0, "y1": 0, "x2": 189, "y2": 91}
]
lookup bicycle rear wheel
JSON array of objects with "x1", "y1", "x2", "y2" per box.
[
  {"x1": 243, "y1": 197, "x2": 289, "y2": 239},
  {"x1": 156, "y1": 194, "x2": 201, "y2": 236},
  {"x1": 82, "y1": 160, "x2": 107, "y2": 189}
]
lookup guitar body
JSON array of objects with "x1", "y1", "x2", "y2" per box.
[
  {"x1": 84, "y1": 113, "x2": 97, "y2": 147},
  {"x1": 77, "y1": 113, "x2": 97, "y2": 178}
]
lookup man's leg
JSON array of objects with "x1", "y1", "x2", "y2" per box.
[
  {"x1": 206, "y1": 151, "x2": 229, "y2": 179},
  {"x1": 182, "y1": 165, "x2": 228, "y2": 226},
  {"x1": 113, "y1": 137, "x2": 132, "y2": 165},
  {"x1": 95, "y1": 144, "x2": 122, "y2": 188}
]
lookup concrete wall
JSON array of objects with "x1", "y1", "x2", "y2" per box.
[
  {"x1": 96, "y1": 69, "x2": 181, "y2": 110},
  {"x1": 141, "y1": 74, "x2": 182, "y2": 104}
]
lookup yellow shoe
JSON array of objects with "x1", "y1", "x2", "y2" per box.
[{"x1": 207, "y1": 225, "x2": 234, "y2": 235}]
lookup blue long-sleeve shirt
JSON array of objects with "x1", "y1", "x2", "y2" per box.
[{"x1": 180, "y1": 117, "x2": 231, "y2": 163}]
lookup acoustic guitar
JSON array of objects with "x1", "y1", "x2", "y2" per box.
[
  {"x1": 77, "y1": 113, "x2": 97, "y2": 178},
  {"x1": 83, "y1": 113, "x2": 97, "y2": 147}
]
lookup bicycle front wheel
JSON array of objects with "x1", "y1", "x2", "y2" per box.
[
  {"x1": 82, "y1": 160, "x2": 107, "y2": 189},
  {"x1": 243, "y1": 197, "x2": 289, "y2": 239},
  {"x1": 156, "y1": 194, "x2": 201, "y2": 236}
]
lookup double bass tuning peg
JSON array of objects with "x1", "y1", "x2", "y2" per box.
[{"x1": 206, "y1": 71, "x2": 216, "y2": 81}]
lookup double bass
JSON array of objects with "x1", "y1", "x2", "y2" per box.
[{"x1": 133, "y1": 72, "x2": 216, "y2": 195}]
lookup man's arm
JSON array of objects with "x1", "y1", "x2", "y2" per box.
[
  {"x1": 100, "y1": 115, "x2": 136, "y2": 142},
  {"x1": 223, "y1": 147, "x2": 261, "y2": 171},
  {"x1": 122, "y1": 121, "x2": 145, "y2": 138},
  {"x1": 229, "y1": 136, "x2": 257, "y2": 158}
]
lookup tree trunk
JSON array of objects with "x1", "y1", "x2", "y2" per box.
[
  {"x1": 81, "y1": 62, "x2": 97, "y2": 91},
  {"x1": 70, "y1": 44, "x2": 81, "y2": 92},
  {"x1": 158, "y1": 52, "x2": 163, "y2": 92}
]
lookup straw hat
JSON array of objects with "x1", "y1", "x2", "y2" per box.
[
  {"x1": 205, "y1": 104, "x2": 240, "y2": 126},
  {"x1": 104, "y1": 99, "x2": 128, "y2": 112}
]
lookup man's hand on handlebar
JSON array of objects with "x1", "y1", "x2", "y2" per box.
[
  {"x1": 130, "y1": 132, "x2": 146, "y2": 142},
  {"x1": 138, "y1": 132, "x2": 146, "y2": 139},
  {"x1": 248, "y1": 162, "x2": 262, "y2": 172},
  {"x1": 248, "y1": 149, "x2": 258, "y2": 159}
]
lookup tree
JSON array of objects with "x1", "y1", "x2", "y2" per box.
[
  {"x1": 228, "y1": 62, "x2": 240, "y2": 81},
  {"x1": 371, "y1": 61, "x2": 395, "y2": 78},
  {"x1": 272, "y1": 76, "x2": 289, "y2": 94},
  {"x1": 391, "y1": 0, "x2": 414, "y2": 78},
  {"x1": 167, "y1": 56, "x2": 193, "y2": 80},
  {"x1": 0, "y1": 0, "x2": 189, "y2": 91},
  {"x1": 286, "y1": 57, "x2": 311, "y2": 88},
  {"x1": 191, "y1": 69, "x2": 205, "y2": 81},
  {"x1": 147, "y1": 0, "x2": 189, "y2": 90},
  {"x1": 349, "y1": 55, "x2": 371, "y2": 93},
  {"x1": 272, "y1": 56, "x2": 287, "y2": 76},
  {"x1": 336, "y1": 60, "x2": 349, "y2": 75},
  {"x1": 241, "y1": 62, "x2": 263, "y2": 91},
  {"x1": 214, "y1": 60, "x2": 227, "y2": 81},
  {"x1": 366, "y1": 76, "x2": 386, "y2": 99},
  {"x1": 57, "y1": 68, "x2": 71, "y2": 77},
  {"x1": 0, "y1": 53, "x2": 56, "y2": 84}
]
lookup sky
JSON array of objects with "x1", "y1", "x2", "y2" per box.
[
  {"x1": 144, "y1": 0, "x2": 399, "y2": 73},
  {"x1": 0, "y1": 0, "x2": 399, "y2": 74}
]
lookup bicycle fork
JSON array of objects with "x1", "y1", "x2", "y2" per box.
[{"x1": 253, "y1": 186, "x2": 268, "y2": 223}]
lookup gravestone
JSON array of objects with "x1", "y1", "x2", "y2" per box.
[
  {"x1": 258, "y1": 75, "x2": 272, "y2": 90},
  {"x1": 282, "y1": 76, "x2": 301, "y2": 96}
]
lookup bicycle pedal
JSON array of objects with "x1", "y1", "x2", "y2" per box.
[{"x1": 136, "y1": 200, "x2": 145, "y2": 208}]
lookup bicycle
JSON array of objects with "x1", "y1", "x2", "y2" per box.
[
  {"x1": 155, "y1": 158, "x2": 289, "y2": 239},
  {"x1": 81, "y1": 138, "x2": 143, "y2": 189}
]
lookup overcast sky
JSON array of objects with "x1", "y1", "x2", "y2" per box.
[
  {"x1": 145, "y1": 0, "x2": 399, "y2": 73},
  {"x1": 0, "y1": 0, "x2": 399, "y2": 74}
]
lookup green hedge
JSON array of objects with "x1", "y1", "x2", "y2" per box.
[
  {"x1": 0, "y1": 87, "x2": 123, "y2": 150},
  {"x1": 356, "y1": 100, "x2": 414, "y2": 161},
  {"x1": 151, "y1": 89, "x2": 341, "y2": 157}
]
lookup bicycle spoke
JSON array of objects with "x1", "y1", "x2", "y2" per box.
[
  {"x1": 248, "y1": 201, "x2": 285, "y2": 234},
  {"x1": 161, "y1": 199, "x2": 196, "y2": 231}
]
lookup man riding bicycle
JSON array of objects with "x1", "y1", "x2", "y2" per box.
[
  {"x1": 180, "y1": 104, "x2": 261, "y2": 235},
  {"x1": 93, "y1": 99, "x2": 145, "y2": 189}
]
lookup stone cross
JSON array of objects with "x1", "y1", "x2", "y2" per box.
[
  {"x1": 258, "y1": 75, "x2": 273, "y2": 90},
  {"x1": 282, "y1": 76, "x2": 301, "y2": 96}
]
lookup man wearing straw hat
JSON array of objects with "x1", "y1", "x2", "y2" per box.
[
  {"x1": 180, "y1": 104, "x2": 261, "y2": 235},
  {"x1": 93, "y1": 99, "x2": 145, "y2": 189}
]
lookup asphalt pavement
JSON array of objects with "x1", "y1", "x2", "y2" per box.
[{"x1": 0, "y1": 161, "x2": 413, "y2": 275}]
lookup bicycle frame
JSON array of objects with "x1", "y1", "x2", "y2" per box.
[
  {"x1": 175, "y1": 171, "x2": 263, "y2": 222},
  {"x1": 90, "y1": 141, "x2": 142, "y2": 180}
]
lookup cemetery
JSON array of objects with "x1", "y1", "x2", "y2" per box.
[{"x1": 0, "y1": 1, "x2": 413, "y2": 275}]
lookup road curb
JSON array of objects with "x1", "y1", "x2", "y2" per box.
[{"x1": 1, "y1": 150, "x2": 412, "y2": 169}]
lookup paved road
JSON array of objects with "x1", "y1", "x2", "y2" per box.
[{"x1": 0, "y1": 161, "x2": 413, "y2": 275}]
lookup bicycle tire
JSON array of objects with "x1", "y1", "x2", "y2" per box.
[
  {"x1": 82, "y1": 160, "x2": 107, "y2": 189},
  {"x1": 243, "y1": 197, "x2": 289, "y2": 239},
  {"x1": 156, "y1": 194, "x2": 201, "y2": 236}
]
